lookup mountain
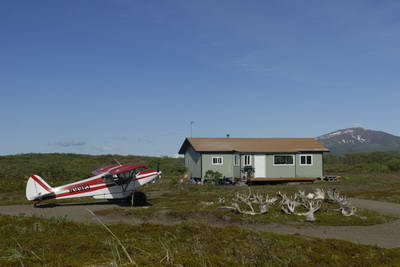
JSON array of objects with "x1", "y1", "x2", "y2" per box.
[{"x1": 317, "y1": 127, "x2": 400, "y2": 155}]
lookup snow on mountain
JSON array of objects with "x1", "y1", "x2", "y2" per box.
[
  {"x1": 319, "y1": 129, "x2": 368, "y2": 143},
  {"x1": 317, "y1": 127, "x2": 400, "y2": 154}
]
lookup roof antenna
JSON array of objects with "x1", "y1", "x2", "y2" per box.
[
  {"x1": 190, "y1": 121, "x2": 195, "y2": 137},
  {"x1": 114, "y1": 158, "x2": 122, "y2": 166}
]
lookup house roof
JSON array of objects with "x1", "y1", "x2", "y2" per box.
[{"x1": 178, "y1": 138, "x2": 330, "y2": 154}]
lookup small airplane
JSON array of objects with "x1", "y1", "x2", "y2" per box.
[{"x1": 26, "y1": 163, "x2": 161, "y2": 207}]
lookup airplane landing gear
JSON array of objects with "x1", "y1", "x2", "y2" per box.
[{"x1": 127, "y1": 191, "x2": 147, "y2": 206}]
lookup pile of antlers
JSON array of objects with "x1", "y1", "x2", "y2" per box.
[
  {"x1": 276, "y1": 190, "x2": 322, "y2": 222},
  {"x1": 326, "y1": 188, "x2": 357, "y2": 217},
  {"x1": 221, "y1": 188, "x2": 278, "y2": 216},
  {"x1": 221, "y1": 187, "x2": 356, "y2": 221}
]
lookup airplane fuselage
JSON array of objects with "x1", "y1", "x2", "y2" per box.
[{"x1": 26, "y1": 164, "x2": 161, "y2": 203}]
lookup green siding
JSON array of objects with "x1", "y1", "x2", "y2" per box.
[
  {"x1": 184, "y1": 145, "x2": 202, "y2": 178},
  {"x1": 264, "y1": 153, "x2": 323, "y2": 178},
  {"x1": 184, "y1": 146, "x2": 324, "y2": 179},
  {"x1": 202, "y1": 154, "x2": 234, "y2": 178},
  {"x1": 265, "y1": 154, "x2": 295, "y2": 178},
  {"x1": 295, "y1": 153, "x2": 323, "y2": 177}
]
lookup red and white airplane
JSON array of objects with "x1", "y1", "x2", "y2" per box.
[{"x1": 26, "y1": 163, "x2": 161, "y2": 206}]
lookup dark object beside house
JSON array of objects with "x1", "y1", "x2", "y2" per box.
[{"x1": 217, "y1": 176, "x2": 234, "y2": 185}]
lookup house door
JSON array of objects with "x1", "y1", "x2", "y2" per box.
[{"x1": 254, "y1": 155, "x2": 266, "y2": 178}]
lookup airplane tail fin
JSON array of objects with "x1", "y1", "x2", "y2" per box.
[{"x1": 26, "y1": 175, "x2": 53, "y2": 201}]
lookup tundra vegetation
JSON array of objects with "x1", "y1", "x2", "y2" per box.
[
  {"x1": 220, "y1": 188, "x2": 357, "y2": 221},
  {"x1": 0, "y1": 153, "x2": 184, "y2": 205},
  {"x1": 1, "y1": 153, "x2": 400, "y2": 266},
  {"x1": 1, "y1": 213, "x2": 400, "y2": 267},
  {"x1": 324, "y1": 152, "x2": 400, "y2": 174}
]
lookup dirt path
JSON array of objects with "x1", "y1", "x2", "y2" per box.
[
  {"x1": 349, "y1": 198, "x2": 400, "y2": 217},
  {"x1": 1, "y1": 198, "x2": 400, "y2": 248},
  {"x1": 245, "y1": 198, "x2": 400, "y2": 248}
]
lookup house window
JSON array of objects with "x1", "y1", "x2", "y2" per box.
[
  {"x1": 300, "y1": 155, "x2": 313, "y2": 165},
  {"x1": 274, "y1": 155, "x2": 294, "y2": 165},
  {"x1": 244, "y1": 155, "x2": 251, "y2": 166},
  {"x1": 234, "y1": 155, "x2": 239, "y2": 166},
  {"x1": 212, "y1": 157, "x2": 223, "y2": 165}
]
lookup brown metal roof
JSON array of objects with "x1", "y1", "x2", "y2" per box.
[{"x1": 178, "y1": 138, "x2": 330, "y2": 154}]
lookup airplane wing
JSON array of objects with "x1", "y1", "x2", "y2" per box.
[
  {"x1": 109, "y1": 164, "x2": 148, "y2": 175},
  {"x1": 92, "y1": 164, "x2": 120, "y2": 175},
  {"x1": 92, "y1": 163, "x2": 149, "y2": 176}
]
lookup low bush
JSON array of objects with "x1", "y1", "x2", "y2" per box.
[
  {"x1": 324, "y1": 152, "x2": 400, "y2": 174},
  {"x1": 204, "y1": 170, "x2": 223, "y2": 184},
  {"x1": 1, "y1": 214, "x2": 400, "y2": 266},
  {"x1": 0, "y1": 153, "x2": 185, "y2": 181}
]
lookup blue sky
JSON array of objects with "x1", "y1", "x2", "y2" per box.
[{"x1": 1, "y1": 0, "x2": 400, "y2": 156}]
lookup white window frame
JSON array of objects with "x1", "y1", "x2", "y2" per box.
[
  {"x1": 273, "y1": 154, "x2": 295, "y2": 166},
  {"x1": 244, "y1": 155, "x2": 251, "y2": 166},
  {"x1": 299, "y1": 154, "x2": 313, "y2": 166},
  {"x1": 234, "y1": 155, "x2": 239, "y2": 166},
  {"x1": 212, "y1": 156, "x2": 223, "y2": 165}
]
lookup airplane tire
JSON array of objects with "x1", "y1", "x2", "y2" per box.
[{"x1": 132, "y1": 191, "x2": 147, "y2": 206}]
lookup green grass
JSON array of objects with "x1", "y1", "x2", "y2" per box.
[
  {"x1": 0, "y1": 153, "x2": 185, "y2": 180},
  {"x1": 1, "y1": 214, "x2": 400, "y2": 267},
  {"x1": 0, "y1": 176, "x2": 100, "y2": 206},
  {"x1": 2, "y1": 153, "x2": 400, "y2": 265},
  {"x1": 95, "y1": 185, "x2": 395, "y2": 226},
  {"x1": 0, "y1": 153, "x2": 184, "y2": 205},
  {"x1": 2, "y1": 153, "x2": 400, "y2": 206},
  {"x1": 328, "y1": 174, "x2": 400, "y2": 204},
  {"x1": 3, "y1": 168, "x2": 398, "y2": 226},
  {"x1": 349, "y1": 189, "x2": 400, "y2": 204},
  {"x1": 324, "y1": 152, "x2": 400, "y2": 173}
]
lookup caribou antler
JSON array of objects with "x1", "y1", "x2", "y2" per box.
[
  {"x1": 281, "y1": 201, "x2": 297, "y2": 214},
  {"x1": 223, "y1": 188, "x2": 355, "y2": 219},
  {"x1": 265, "y1": 195, "x2": 278, "y2": 205},
  {"x1": 251, "y1": 193, "x2": 278, "y2": 205},
  {"x1": 222, "y1": 188, "x2": 269, "y2": 216},
  {"x1": 294, "y1": 190, "x2": 306, "y2": 202},
  {"x1": 281, "y1": 194, "x2": 302, "y2": 209},
  {"x1": 295, "y1": 190, "x2": 315, "y2": 201},
  {"x1": 277, "y1": 191, "x2": 288, "y2": 204},
  {"x1": 327, "y1": 189, "x2": 349, "y2": 207},
  {"x1": 295, "y1": 200, "x2": 321, "y2": 222},
  {"x1": 313, "y1": 188, "x2": 325, "y2": 200},
  {"x1": 306, "y1": 193, "x2": 315, "y2": 200},
  {"x1": 340, "y1": 206, "x2": 357, "y2": 216},
  {"x1": 222, "y1": 202, "x2": 268, "y2": 216}
]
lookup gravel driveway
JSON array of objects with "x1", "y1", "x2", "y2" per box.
[{"x1": 1, "y1": 198, "x2": 400, "y2": 248}]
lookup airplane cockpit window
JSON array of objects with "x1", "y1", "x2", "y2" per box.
[
  {"x1": 130, "y1": 169, "x2": 139, "y2": 178},
  {"x1": 105, "y1": 168, "x2": 145, "y2": 186},
  {"x1": 115, "y1": 171, "x2": 132, "y2": 185},
  {"x1": 104, "y1": 174, "x2": 115, "y2": 184}
]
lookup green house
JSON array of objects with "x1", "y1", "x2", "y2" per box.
[{"x1": 178, "y1": 137, "x2": 330, "y2": 182}]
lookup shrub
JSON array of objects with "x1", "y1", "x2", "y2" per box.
[
  {"x1": 365, "y1": 162, "x2": 390, "y2": 173},
  {"x1": 387, "y1": 159, "x2": 400, "y2": 171},
  {"x1": 324, "y1": 152, "x2": 400, "y2": 174},
  {"x1": 0, "y1": 153, "x2": 185, "y2": 182},
  {"x1": 204, "y1": 170, "x2": 223, "y2": 184}
]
